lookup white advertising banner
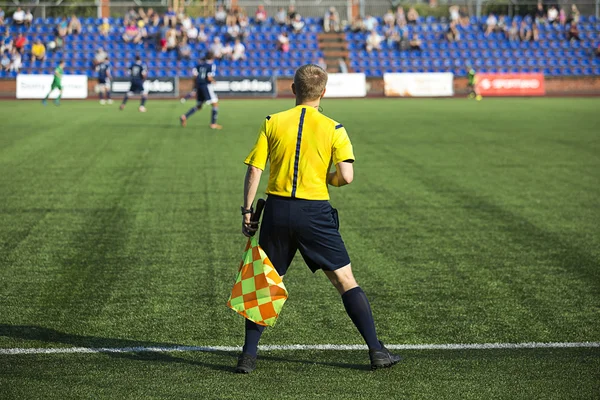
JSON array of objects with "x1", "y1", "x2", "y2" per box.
[
  {"x1": 325, "y1": 73, "x2": 367, "y2": 98},
  {"x1": 384, "y1": 73, "x2": 454, "y2": 97},
  {"x1": 16, "y1": 74, "x2": 88, "y2": 99}
]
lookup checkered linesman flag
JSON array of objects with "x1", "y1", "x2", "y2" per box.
[{"x1": 227, "y1": 200, "x2": 288, "y2": 327}]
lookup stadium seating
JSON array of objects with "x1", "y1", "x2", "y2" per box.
[{"x1": 0, "y1": 15, "x2": 598, "y2": 78}]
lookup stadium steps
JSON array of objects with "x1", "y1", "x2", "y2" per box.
[{"x1": 318, "y1": 32, "x2": 351, "y2": 73}]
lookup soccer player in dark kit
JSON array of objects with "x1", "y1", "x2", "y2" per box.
[
  {"x1": 119, "y1": 55, "x2": 148, "y2": 112},
  {"x1": 180, "y1": 51, "x2": 222, "y2": 129},
  {"x1": 236, "y1": 64, "x2": 402, "y2": 373}
]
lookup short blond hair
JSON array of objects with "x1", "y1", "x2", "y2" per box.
[{"x1": 293, "y1": 64, "x2": 328, "y2": 102}]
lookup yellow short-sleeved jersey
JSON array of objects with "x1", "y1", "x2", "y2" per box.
[
  {"x1": 31, "y1": 44, "x2": 45, "y2": 57},
  {"x1": 244, "y1": 105, "x2": 355, "y2": 201}
]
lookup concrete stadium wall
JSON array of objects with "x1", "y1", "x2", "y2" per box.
[{"x1": 2, "y1": 76, "x2": 600, "y2": 98}]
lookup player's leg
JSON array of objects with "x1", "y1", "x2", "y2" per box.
[
  {"x1": 236, "y1": 197, "x2": 296, "y2": 373},
  {"x1": 54, "y1": 87, "x2": 62, "y2": 105},
  {"x1": 208, "y1": 87, "x2": 222, "y2": 129},
  {"x1": 297, "y1": 203, "x2": 401, "y2": 369},
  {"x1": 42, "y1": 86, "x2": 54, "y2": 104},
  {"x1": 180, "y1": 86, "x2": 204, "y2": 126},
  {"x1": 120, "y1": 91, "x2": 131, "y2": 110},
  {"x1": 139, "y1": 93, "x2": 147, "y2": 112},
  {"x1": 106, "y1": 86, "x2": 113, "y2": 104},
  {"x1": 180, "y1": 89, "x2": 196, "y2": 103},
  {"x1": 99, "y1": 84, "x2": 105, "y2": 104}
]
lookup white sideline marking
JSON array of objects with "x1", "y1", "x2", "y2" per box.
[{"x1": 0, "y1": 342, "x2": 599, "y2": 355}]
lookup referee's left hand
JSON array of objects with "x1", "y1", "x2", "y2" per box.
[{"x1": 242, "y1": 214, "x2": 259, "y2": 237}]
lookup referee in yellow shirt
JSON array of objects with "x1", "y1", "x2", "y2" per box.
[{"x1": 237, "y1": 64, "x2": 401, "y2": 373}]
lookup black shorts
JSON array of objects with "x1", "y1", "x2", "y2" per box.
[
  {"x1": 259, "y1": 195, "x2": 351, "y2": 276},
  {"x1": 130, "y1": 81, "x2": 145, "y2": 94},
  {"x1": 196, "y1": 84, "x2": 218, "y2": 105}
]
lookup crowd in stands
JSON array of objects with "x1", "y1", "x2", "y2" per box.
[
  {"x1": 358, "y1": 2, "x2": 593, "y2": 53},
  {"x1": 0, "y1": 2, "x2": 598, "y2": 77}
]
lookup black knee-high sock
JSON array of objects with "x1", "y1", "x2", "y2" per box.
[
  {"x1": 342, "y1": 287, "x2": 382, "y2": 350},
  {"x1": 242, "y1": 319, "x2": 265, "y2": 357}
]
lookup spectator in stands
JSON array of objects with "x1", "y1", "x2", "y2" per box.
[
  {"x1": 485, "y1": 14, "x2": 497, "y2": 36},
  {"x1": 291, "y1": 14, "x2": 305, "y2": 33},
  {"x1": 287, "y1": 5, "x2": 298, "y2": 25},
  {"x1": 137, "y1": 19, "x2": 148, "y2": 41},
  {"x1": 532, "y1": 22, "x2": 539, "y2": 41},
  {"x1": 68, "y1": 14, "x2": 82, "y2": 35},
  {"x1": 227, "y1": 21, "x2": 241, "y2": 43},
  {"x1": 232, "y1": 38, "x2": 246, "y2": 61},
  {"x1": 181, "y1": 13, "x2": 195, "y2": 39},
  {"x1": 137, "y1": 8, "x2": 147, "y2": 24},
  {"x1": 547, "y1": 6, "x2": 559, "y2": 25},
  {"x1": 226, "y1": 9, "x2": 238, "y2": 27},
  {"x1": 24, "y1": 9, "x2": 33, "y2": 28},
  {"x1": 123, "y1": 21, "x2": 142, "y2": 44},
  {"x1": 449, "y1": 5, "x2": 460, "y2": 23},
  {"x1": 99, "y1": 18, "x2": 110, "y2": 37},
  {"x1": 166, "y1": 25, "x2": 178, "y2": 50},
  {"x1": 56, "y1": 17, "x2": 68, "y2": 39},
  {"x1": 567, "y1": 23, "x2": 580, "y2": 41},
  {"x1": 31, "y1": 38, "x2": 45, "y2": 62},
  {"x1": 12, "y1": 7, "x2": 25, "y2": 26},
  {"x1": 0, "y1": 8, "x2": 5, "y2": 27},
  {"x1": 215, "y1": 5, "x2": 227, "y2": 26},
  {"x1": 277, "y1": 31, "x2": 290, "y2": 52},
  {"x1": 9, "y1": 48, "x2": 21, "y2": 72},
  {"x1": 1, "y1": 31, "x2": 12, "y2": 54},
  {"x1": 14, "y1": 33, "x2": 26, "y2": 54},
  {"x1": 409, "y1": 34, "x2": 422, "y2": 51},
  {"x1": 559, "y1": 7, "x2": 566, "y2": 26},
  {"x1": 177, "y1": 37, "x2": 191, "y2": 60},
  {"x1": 395, "y1": 6, "x2": 407, "y2": 27},
  {"x1": 210, "y1": 37, "x2": 224, "y2": 59},
  {"x1": 534, "y1": 2, "x2": 546, "y2": 25},
  {"x1": 383, "y1": 9, "x2": 395, "y2": 26},
  {"x1": 507, "y1": 20, "x2": 519, "y2": 41},
  {"x1": 255, "y1": 5, "x2": 267, "y2": 25},
  {"x1": 446, "y1": 21, "x2": 460, "y2": 42},
  {"x1": 197, "y1": 25, "x2": 208, "y2": 43},
  {"x1": 93, "y1": 47, "x2": 108, "y2": 66},
  {"x1": 407, "y1": 7, "x2": 419, "y2": 25},
  {"x1": 164, "y1": 7, "x2": 177, "y2": 28},
  {"x1": 1, "y1": 50, "x2": 10, "y2": 72},
  {"x1": 324, "y1": 7, "x2": 340, "y2": 33},
  {"x1": 519, "y1": 20, "x2": 532, "y2": 41},
  {"x1": 383, "y1": 22, "x2": 400, "y2": 47},
  {"x1": 177, "y1": 7, "x2": 186, "y2": 24},
  {"x1": 221, "y1": 41, "x2": 233, "y2": 60},
  {"x1": 364, "y1": 15, "x2": 378, "y2": 32},
  {"x1": 275, "y1": 8, "x2": 287, "y2": 26},
  {"x1": 350, "y1": 17, "x2": 366, "y2": 32},
  {"x1": 238, "y1": 13, "x2": 250, "y2": 38},
  {"x1": 496, "y1": 15, "x2": 507, "y2": 34},
  {"x1": 124, "y1": 8, "x2": 138, "y2": 25},
  {"x1": 459, "y1": 7, "x2": 470, "y2": 27},
  {"x1": 569, "y1": 5, "x2": 580, "y2": 25},
  {"x1": 147, "y1": 8, "x2": 160, "y2": 27},
  {"x1": 365, "y1": 30, "x2": 382, "y2": 52}
]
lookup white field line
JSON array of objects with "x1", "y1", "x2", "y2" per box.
[{"x1": 0, "y1": 342, "x2": 599, "y2": 355}]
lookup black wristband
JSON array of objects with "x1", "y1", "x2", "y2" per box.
[{"x1": 241, "y1": 206, "x2": 253, "y2": 215}]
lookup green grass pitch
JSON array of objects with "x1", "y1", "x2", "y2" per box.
[{"x1": 1, "y1": 98, "x2": 599, "y2": 399}]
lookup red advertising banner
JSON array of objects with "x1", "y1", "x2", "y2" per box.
[{"x1": 476, "y1": 73, "x2": 546, "y2": 96}]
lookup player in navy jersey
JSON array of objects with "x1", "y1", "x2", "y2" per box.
[
  {"x1": 119, "y1": 55, "x2": 148, "y2": 112},
  {"x1": 180, "y1": 51, "x2": 222, "y2": 129},
  {"x1": 96, "y1": 58, "x2": 113, "y2": 105}
]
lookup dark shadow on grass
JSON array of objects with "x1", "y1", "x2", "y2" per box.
[{"x1": 0, "y1": 325, "x2": 368, "y2": 371}]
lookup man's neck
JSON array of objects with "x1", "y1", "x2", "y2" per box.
[{"x1": 296, "y1": 99, "x2": 320, "y2": 109}]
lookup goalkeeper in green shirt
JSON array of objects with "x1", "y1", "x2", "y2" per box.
[
  {"x1": 43, "y1": 60, "x2": 65, "y2": 106},
  {"x1": 467, "y1": 67, "x2": 482, "y2": 101}
]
